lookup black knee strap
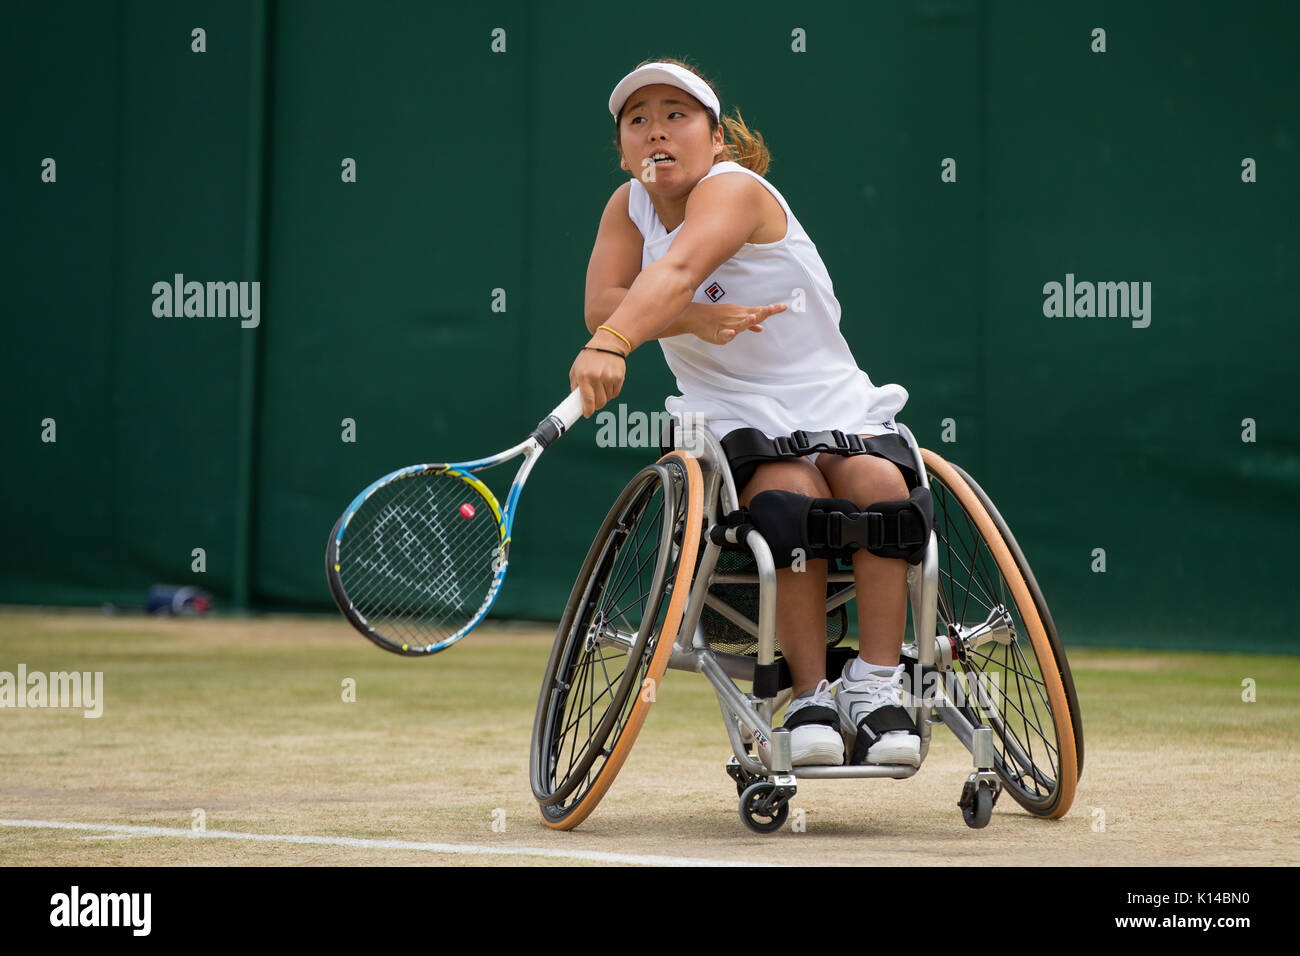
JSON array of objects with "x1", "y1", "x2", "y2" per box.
[{"x1": 742, "y1": 487, "x2": 933, "y2": 568}]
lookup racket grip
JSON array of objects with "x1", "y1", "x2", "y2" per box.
[{"x1": 530, "y1": 388, "x2": 586, "y2": 448}]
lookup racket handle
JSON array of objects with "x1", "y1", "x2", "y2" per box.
[{"x1": 530, "y1": 388, "x2": 586, "y2": 448}]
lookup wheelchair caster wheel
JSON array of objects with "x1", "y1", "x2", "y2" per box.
[
  {"x1": 958, "y1": 779, "x2": 1000, "y2": 829},
  {"x1": 739, "y1": 779, "x2": 793, "y2": 834}
]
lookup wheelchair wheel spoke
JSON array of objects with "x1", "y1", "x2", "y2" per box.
[
  {"x1": 600, "y1": 500, "x2": 663, "y2": 624},
  {"x1": 557, "y1": 654, "x2": 619, "y2": 751},
  {"x1": 1009, "y1": 642, "x2": 1059, "y2": 771},
  {"x1": 557, "y1": 645, "x2": 594, "y2": 781},
  {"x1": 934, "y1": 498, "x2": 1000, "y2": 622},
  {"x1": 598, "y1": 516, "x2": 653, "y2": 614},
  {"x1": 964, "y1": 637, "x2": 1061, "y2": 798},
  {"x1": 602, "y1": 544, "x2": 658, "y2": 628}
]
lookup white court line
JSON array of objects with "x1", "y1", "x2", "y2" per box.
[{"x1": 0, "y1": 819, "x2": 773, "y2": 867}]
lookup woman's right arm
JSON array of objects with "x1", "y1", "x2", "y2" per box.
[
  {"x1": 584, "y1": 185, "x2": 702, "y2": 336},
  {"x1": 584, "y1": 183, "x2": 645, "y2": 333}
]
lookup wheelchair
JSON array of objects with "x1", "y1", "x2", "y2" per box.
[{"x1": 528, "y1": 417, "x2": 1084, "y2": 833}]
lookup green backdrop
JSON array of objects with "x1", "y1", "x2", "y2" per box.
[{"x1": 3, "y1": 0, "x2": 1296, "y2": 652}]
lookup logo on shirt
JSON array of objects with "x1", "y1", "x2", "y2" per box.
[
  {"x1": 881, "y1": 420, "x2": 897, "y2": 432},
  {"x1": 704, "y1": 281, "x2": 726, "y2": 302}
]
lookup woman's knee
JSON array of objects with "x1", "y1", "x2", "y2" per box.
[
  {"x1": 820, "y1": 454, "x2": 909, "y2": 507},
  {"x1": 738, "y1": 459, "x2": 831, "y2": 506}
]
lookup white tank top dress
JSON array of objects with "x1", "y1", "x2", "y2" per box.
[{"x1": 628, "y1": 160, "x2": 908, "y2": 443}]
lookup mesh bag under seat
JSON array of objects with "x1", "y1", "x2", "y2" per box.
[{"x1": 699, "y1": 546, "x2": 851, "y2": 656}]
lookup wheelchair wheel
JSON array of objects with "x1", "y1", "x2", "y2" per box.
[
  {"x1": 921, "y1": 449, "x2": 1082, "y2": 819},
  {"x1": 530, "y1": 450, "x2": 702, "y2": 830}
]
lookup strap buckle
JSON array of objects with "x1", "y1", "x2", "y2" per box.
[
  {"x1": 789, "y1": 429, "x2": 850, "y2": 457},
  {"x1": 761, "y1": 430, "x2": 868, "y2": 460},
  {"x1": 825, "y1": 510, "x2": 884, "y2": 550}
]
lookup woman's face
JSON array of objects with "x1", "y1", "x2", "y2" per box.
[{"x1": 617, "y1": 83, "x2": 723, "y2": 191}]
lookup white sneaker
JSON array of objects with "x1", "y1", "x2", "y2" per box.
[
  {"x1": 835, "y1": 662, "x2": 921, "y2": 767},
  {"x1": 782, "y1": 679, "x2": 845, "y2": 766}
]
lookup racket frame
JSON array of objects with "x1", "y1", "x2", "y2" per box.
[{"x1": 327, "y1": 390, "x2": 582, "y2": 656}]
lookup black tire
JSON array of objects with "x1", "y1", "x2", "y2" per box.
[
  {"x1": 530, "y1": 452, "x2": 702, "y2": 830},
  {"x1": 923, "y1": 450, "x2": 1082, "y2": 819},
  {"x1": 962, "y1": 783, "x2": 995, "y2": 829},
  {"x1": 739, "y1": 781, "x2": 790, "y2": 834}
]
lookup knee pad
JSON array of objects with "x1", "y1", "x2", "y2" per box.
[{"x1": 745, "y1": 487, "x2": 933, "y2": 568}]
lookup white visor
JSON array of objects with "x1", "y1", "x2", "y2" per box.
[{"x1": 608, "y1": 62, "x2": 720, "y2": 122}]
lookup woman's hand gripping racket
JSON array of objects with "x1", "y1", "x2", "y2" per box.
[{"x1": 327, "y1": 390, "x2": 585, "y2": 656}]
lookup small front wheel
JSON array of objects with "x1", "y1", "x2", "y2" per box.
[
  {"x1": 961, "y1": 783, "x2": 995, "y2": 829},
  {"x1": 739, "y1": 781, "x2": 790, "y2": 834}
]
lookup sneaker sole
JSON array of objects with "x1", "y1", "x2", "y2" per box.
[
  {"x1": 863, "y1": 735, "x2": 920, "y2": 767},
  {"x1": 789, "y1": 726, "x2": 846, "y2": 767}
]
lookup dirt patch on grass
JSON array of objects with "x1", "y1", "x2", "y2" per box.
[{"x1": 1, "y1": 615, "x2": 1296, "y2": 866}]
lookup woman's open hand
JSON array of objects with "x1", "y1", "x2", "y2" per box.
[{"x1": 687, "y1": 302, "x2": 787, "y2": 345}]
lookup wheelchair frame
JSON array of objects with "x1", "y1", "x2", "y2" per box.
[
  {"x1": 664, "y1": 421, "x2": 1008, "y2": 829},
  {"x1": 530, "y1": 417, "x2": 1082, "y2": 833}
]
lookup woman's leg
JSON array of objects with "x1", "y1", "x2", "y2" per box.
[
  {"x1": 815, "y1": 445, "x2": 920, "y2": 765},
  {"x1": 738, "y1": 458, "x2": 844, "y2": 765},
  {"x1": 814, "y1": 448, "x2": 911, "y2": 667},
  {"x1": 738, "y1": 459, "x2": 833, "y2": 697}
]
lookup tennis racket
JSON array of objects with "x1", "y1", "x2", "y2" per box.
[{"x1": 327, "y1": 389, "x2": 585, "y2": 656}]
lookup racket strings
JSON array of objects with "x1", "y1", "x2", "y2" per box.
[
  {"x1": 351, "y1": 512, "x2": 493, "y2": 642},
  {"x1": 359, "y1": 491, "x2": 497, "y2": 636},
  {"x1": 351, "y1": 498, "x2": 489, "y2": 631},
  {"x1": 338, "y1": 471, "x2": 503, "y2": 645}
]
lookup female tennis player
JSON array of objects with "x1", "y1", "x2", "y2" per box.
[{"x1": 570, "y1": 58, "x2": 920, "y2": 768}]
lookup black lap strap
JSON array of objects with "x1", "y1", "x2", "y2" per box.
[{"x1": 720, "y1": 427, "x2": 921, "y2": 493}]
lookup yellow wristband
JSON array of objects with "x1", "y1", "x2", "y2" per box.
[{"x1": 597, "y1": 325, "x2": 633, "y2": 352}]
